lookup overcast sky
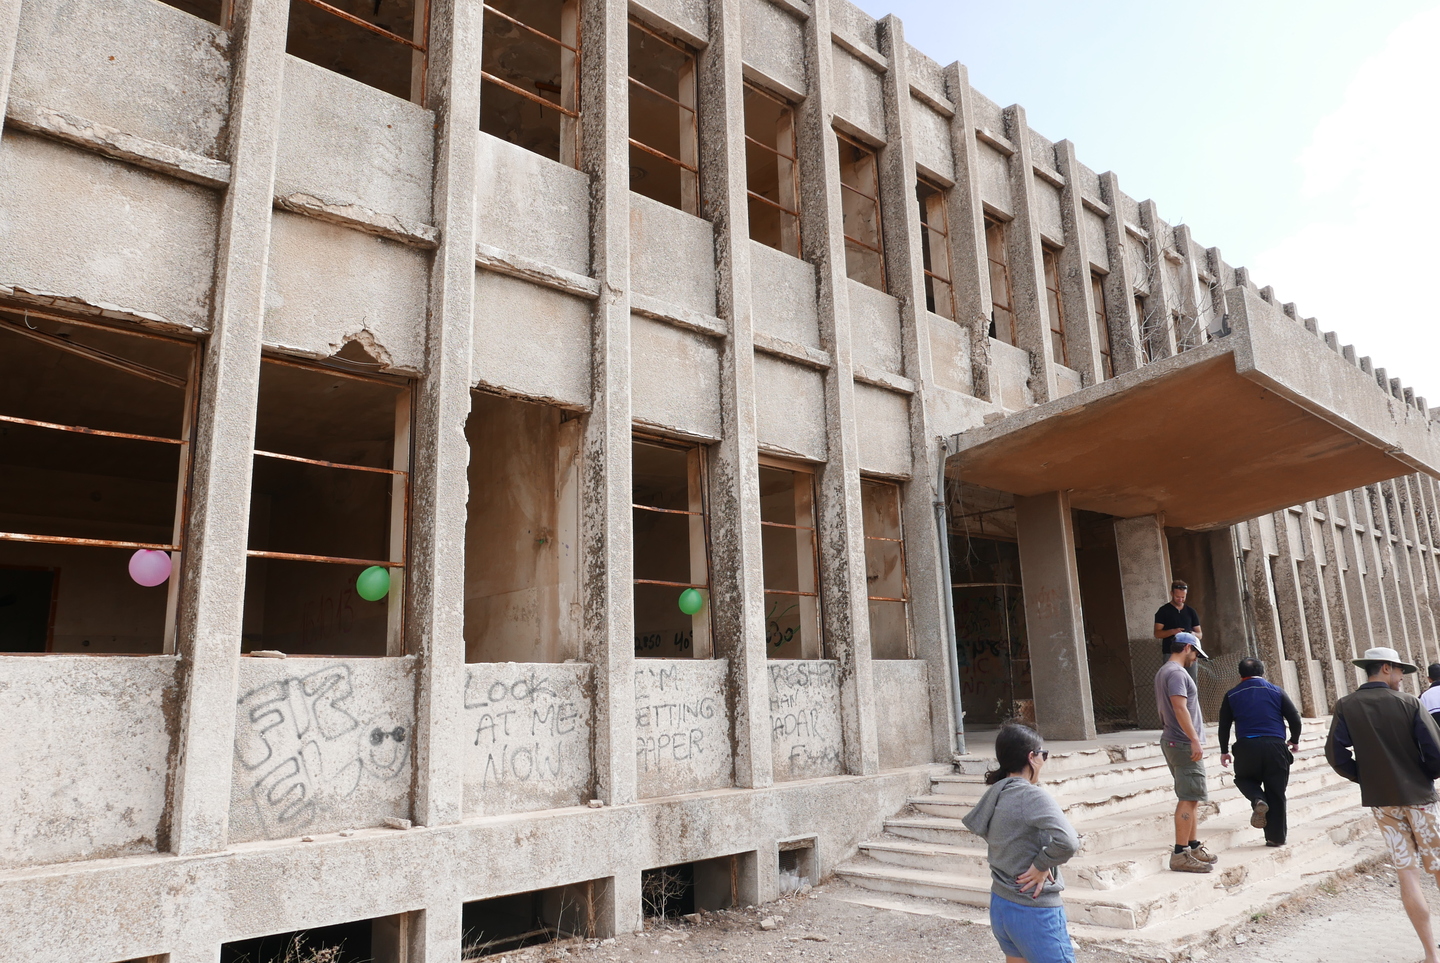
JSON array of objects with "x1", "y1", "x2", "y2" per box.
[{"x1": 854, "y1": 0, "x2": 1440, "y2": 403}]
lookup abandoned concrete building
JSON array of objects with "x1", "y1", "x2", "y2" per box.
[{"x1": 2, "y1": 0, "x2": 1440, "y2": 958}]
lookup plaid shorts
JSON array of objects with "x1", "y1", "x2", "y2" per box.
[{"x1": 1372, "y1": 803, "x2": 1440, "y2": 873}]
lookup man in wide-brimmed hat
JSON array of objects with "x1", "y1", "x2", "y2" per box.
[{"x1": 1327, "y1": 647, "x2": 1440, "y2": 963}]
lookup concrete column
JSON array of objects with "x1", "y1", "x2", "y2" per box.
[
  {"x1": 1135, "y1": 200, "x2": 1176, "y2": 362},
  {"x1": 1015, "y1": 492, "x2": 1095, "y2": 740},
  {"x1": 1408, "y1": 475, "x2": 1440, "y2": 651},
  {"x1": 940, "y1": 63, "x2": 998, "y2": 403},
  {"x1": 1114, "y1": 514, "x2": 1171, "y2": 729},
  {"x1": 1366, "y1": 484, "x2": 1416, "y2": 686},
  {"x1": 1205, "y1": 528, "x2": 1249, "y2": 663},
  {"x1": 1000, "y1": 105, "x2": 1056, "y2": 404},
  {"x1": 876, "y1": 14, "x2": 958, "y2": 760},
  {"x1": 1271, "y1": 509, "x2": 1323, "y2": 715},
  {"x1": 1390, "y1": 477, "x2": 1437, "y2": 673},
  {"x1": 406, "y1": 0, "x2": 481, "y2": 831},
  {"x1": 1316, "y1": 495, "x2": 1359, "y2": 696},
  {"x1": 1054, "y1": 140, "x2": 1102, "y2": 386},
  {"x1": 578, "y1": 0, "x2": 638, "y2": 820},
  {"x1": 1096, "y1": 172, "x2": 1142, "y2": 375},
  {"x1": 1335, "y1": 486, "x2": 1383, "y2": 668},
  {"x1": 0, "y1": 0, "x2": 23, "y2": 141},
  {"x1": 167, "y1": 0, "x2": 289, "y2": 856},
  {"x1": 796, "y1": 0, "x2": 878, "y2": 776},
  {"x1": 1241, "y1": 518, "x2": 1292, "y2": 697},
  {"x1": 1172, "y1": 224, "x2": 1204, "y2": 349},
  {"x1": 408, "y1": 902, "x2": 462, "y2": 963},
  {"x1": 696, "y1": 0, "x2": 772, "y2": 791}
]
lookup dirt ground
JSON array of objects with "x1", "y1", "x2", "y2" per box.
[{"x1": 477, "y1": 866, "x2": 1440, "y2": 963}]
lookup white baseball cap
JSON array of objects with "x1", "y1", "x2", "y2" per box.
[{"x1": 1174, "y1": 632, "x2": 1211, "y2": 660}]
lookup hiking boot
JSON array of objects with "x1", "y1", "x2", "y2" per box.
[
  {"x1": 1170, "y1": 848, "x2": 1214, "y2": 873},
  {"x1": 1251, "y1": 800, "x2": 1269, "y2": 829},
  {"x1": 1189, "y1": 842, "x2": 1218, "y2": 864}
]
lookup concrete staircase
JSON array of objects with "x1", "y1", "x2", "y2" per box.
[{"x1": 836, "y1": 721, "x2": 1381, "y2": 956}]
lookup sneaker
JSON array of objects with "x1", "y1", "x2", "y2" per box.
[
  {"x1": 1251, "y1": 800, "x2": 1269, "y2": 829},
  {"x1": 1189, "y1": 842, "x2": 1219, "y2": 864},
  {"x1": 1170, "y1": 849, "x2": 1215, "y2": 873},
  {"x1": 1265, "y1": 840, "x2": 1285, "y2": 848}
]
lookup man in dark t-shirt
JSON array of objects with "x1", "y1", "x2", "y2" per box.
[{"x1": 1154, "y1": 580, "x2": 1202, "y2": 655}]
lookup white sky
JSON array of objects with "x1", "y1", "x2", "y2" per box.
[{"x1": 855, "y1": 0, "x2": 1440, "y2": 402}]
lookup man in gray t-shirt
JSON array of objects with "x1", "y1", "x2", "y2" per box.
[{"x1": 1154, "y1": 632, "x2": 1216, "y2": 872}]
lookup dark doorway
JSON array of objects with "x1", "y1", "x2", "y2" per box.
[
  {"x1": 1074, "y1": 511, "x2": 1136, "y2": 730},
  {"x1": 0, "y1": 566, "x2": 56, "y2": 652},
  {"x1": 950, "y1": 534, "x2": 1030, "y2": 725}
]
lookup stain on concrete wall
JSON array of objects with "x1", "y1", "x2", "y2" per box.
[
  {"x1": 0, "y1": 133, "x2": 219, "y2": 326},
  {"x1": 829, "y1": 46, "x2": 885, "y2": 142},
  {"x1": 264, "y1": 211, "x2": 428, "y2": 371},
  {"x1": 751, "y1": 241, "x2": 820, "y2": 348},
  {"x1": 0, "y1": 655, "x2": 175, "y2": 869},
  {"x1": 630, "y1": 194, "x2": 717, "y2": 317},
  {"x1": 463, "y1": 662, "x2": 593, "y2": 816},
  {"x1": 1034, "y1": 179, "x2": 1063, "y2": 245},
  {"x1": 472, "y1": 271, "x2": 593, "y2": 407},
  {"x1": 754, "y1": 354, "x2": 827, "y2": 461},
  {"x1": 853, "y1": 383, "x2": 911, "y2": 478},
  {"x1": 630, "y1": 315, "x2": 722, "y2": 439},
  {"x1": 848, "y1": 279, "x2": 904, "y2": 375},
  {"x1": 769, "y1": 660, "x2": 845, "y2": 781},
  {"x1": 873, "y1": 660, "x2": 932, "y2": 769},
  {"x1": 1083, "y1": 208, "x2": 1109, "y2": 271},
  {"x1": 12, "y1": 0, "x2": 230, "y2": 158},
  {"x1": 928, "y1": 313, "x2": 973, "y2": 396},
  {"x1": 909, "y1": 99, "x2": 954, "y2": 182},
  {"x1": 276, "y1": 58, "x2": 436, "y2": 228},
  {"x1": 990, "y1": 337, "x2": 1034, "y2": 411},
  {"x1": 635, "y1": 659, "x2": 733, "y2": 798},
  {"x1": 476, "y1": 136, "x2": 592, "y2": 276},
  {"x1": 229, "y1": 657, "x2": 415, "y2": 843},
  {"x1": 976, "y1": 142, "x2": 1012, "y2": 218},
  {"x1": 740, "y1": 0, "x2": 805, "y2": 97}
]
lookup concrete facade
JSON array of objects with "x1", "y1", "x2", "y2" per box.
[{"x1": 1, "y1": 0, "x2": 1438, "y2": 959}]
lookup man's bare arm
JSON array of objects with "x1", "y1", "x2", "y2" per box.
[{"x1": 1170, "y1": 694, "x2": 1201, "y2": 743}]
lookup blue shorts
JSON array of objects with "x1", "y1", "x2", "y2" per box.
[{"x1": 989, "y1": 893, "x2": 1075, "y2": 963}]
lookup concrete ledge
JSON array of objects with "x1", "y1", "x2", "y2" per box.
[
  {"x1": 754, "y1": 331, "x2": 833, "y2": 370},
  {"x1": 274, "y1": 192, "x2": 439, "y2": 250},
  {"x1": 474, "y1": 241, "x2": 601, "y2": 300}
]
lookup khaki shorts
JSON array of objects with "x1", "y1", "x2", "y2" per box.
[
  {"x1": 1162, "y1": 740, "x2": 1209, "y2": 802},
  {"x1": 1372, "y1": 803, "x2": 1440, "y2": 873}
]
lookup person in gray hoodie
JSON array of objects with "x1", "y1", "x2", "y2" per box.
[{"x1": 962, "y1": 723, "x2": 1080, "y2": 963}]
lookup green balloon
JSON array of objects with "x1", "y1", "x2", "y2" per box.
[
  {"x1": 357, "y1": 565, "x2": 391, "y2": 602},
  {"x1": 678, "y1": 588, "x2": 704, "y2": 615}
]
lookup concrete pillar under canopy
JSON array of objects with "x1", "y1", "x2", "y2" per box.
[
  {"x1": 1114, "y1": 514, "x2": 1172, "y2": 729},
  {"x1": 1015, "y1": 491, "x2": 1096, "y2": 741}
]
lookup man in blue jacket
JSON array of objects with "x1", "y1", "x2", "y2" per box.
[{"x1": 1218, "y1": 658, "x2": 1302, "y2": 847}]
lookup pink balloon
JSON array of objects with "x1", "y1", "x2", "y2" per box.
[{"x1": 128, "y1": 550, "x2": 173, "y2": 587}]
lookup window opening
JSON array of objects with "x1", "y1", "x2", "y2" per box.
[
  {"x1": 480, "y1": 0, "x2": 580, "y2": 166},
  {"x1": 1091, "y1": 272, "x2": 1113, "y2": 379},
  {"x1": 286, "y1": 0, "x2": 429, "y2": 104},
  {"x1": 1135, "y1": 293, "x2": 1153, "y2": 364},
  {"x1": 984, "y1": 216, "x2": 1015, "y2": 345},
  {"x1": 156, "y1": 0, "x2": 225, "y2": 25},
  {"x1": 632, "y1": 438, "x2": 712, "y2": 658},
  {"x1": 628, "y1": 19, "x2": 699, "y2": 215},
  {"x1": 836, "y1": 132, "x2": 885, "y2": 291},
  {"x1": 0, "y1": 306, "x2": 197, "y2": 654},
  {"x1": 642, "y1": 856, "x2": 741, "y2": 919},
  {"x1": 861, "y1": 479, "x2": 910, "y2": 659},
  {"x1": 759, "y1": 460, "x2": 821, "y2": 659},
  {"x1": 221, "y1": 914, "x2": 409, "y2": 963},
  {"x1": 777, "y1": 837, "x2": 817, "y2": 893},
  {"x1": 916, "y1": 179, "x2": 955, "y2": 319},
  {"x1": 462, "y1": 881, "x2": 599, "y2": 958},
  {"x1": 1042, "y1": 245, "x2": 1068, "y2": 366},
  {"x1": 243, "y1": 356, "x2": 411, "y2": 657},
  {"x1": 744, "y1": 83, "x2": 800, "y2": 257}
]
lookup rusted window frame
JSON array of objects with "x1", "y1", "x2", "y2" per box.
[
  {"x1": 480, "y1": 0, "x2": 582, "y2": 167},
  {"x1": 631, "y1": 434, "x2": 714, "y2": 659},
  {"x1": 1041, "y1": 244, "x2": 1068, "y2": 367},
  {"x1": 627, "y1": 18, "x2": 700, "y2": 212},
  {"x1": 836, "y1": 130, "x2": 886, "y2": 292},
  {"x1": 0, "y1": 306, "x2": 201, "y2": 655},
  {"x1": 743, "y1": 82, "x2": 801, "y2": 256},
  {"x1": 246, "y1": 353, "x2": 413, "y2": 656},
  {"x1": 860, "y1": 477, "x2": 912, "y2": 659},
  {"x1": 757, "y1": 454, "x2": 823, "y2": 660},
  {"x1": 294, "y1": 0, "x2": 432, "y2": 105},
  {"x1": 984, "y1": 214, "x2": 1016, "y2": 345},
  {"x1": 916, "y1": 177, "x2": 956, "y2": 319},
  {"x1": 1090, "y1": 271, "x2": 1114, "y2": 380}
]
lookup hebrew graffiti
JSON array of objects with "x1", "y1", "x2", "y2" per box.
[{"x1": 234, "y1": 663, "x2": 411, "y2": 834}]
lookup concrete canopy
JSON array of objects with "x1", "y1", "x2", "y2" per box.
[{"x1": 947, "y1": 289, "x2": 1440, "y2": 531}]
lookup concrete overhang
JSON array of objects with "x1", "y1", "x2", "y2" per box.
[{"x1": 946, "y1": 288, "x2": 1440, "y2": 531}]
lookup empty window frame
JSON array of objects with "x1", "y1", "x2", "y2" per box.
[
  {"x1": 480, "y1": 0, "x2": 580, "y2": 166},
  {"x1": 243, "y1": 357, "x2": 411, "y2": 657},
  {"x1": 916, "y1": 178, "x2": 955, "y2": 319},
  {"x1": 861, "y1": 479, "x2": 910, "y2": 659},
  {"x1": 984, "y1": 215, "x2": 1016, "y2": 345},
  {"x1": 286, "y1": 0, "x2": 428, "y2": 104},
  {"x1": 744, "y1": 83, "x2": 800, "y2": 257},
  {"x1": 0, "y1": 307, "x2": 197, "y2": 654},
  {"x1": 1135, "y1": 293, "x2": 1153, "y2": 363},
  {"x1": 837, "y1": 132, "x2": 885, "y2": 291},
  {"x1": 632, "y1": 438, "x2": 712, "y2": 658},
  {"x1": 759, "y1": 459, "x2": 821, "y2": 659},
  {"x1": 462, "y1": 881, "x2": 600, "y2": 957},
  {"x1": 157, "y1": 0, "x2": 225, "y2": 25},
  {"x1": 628, "y1": 20, "x2": 699, "y2": 215},
  {"x1": 221, "y1": 914, "x2": 409, "y2": 963},
  {"x1": 1041, "y1": 245, "x2": 1068, "y2": 367},
  {"x1": 1090, "y1": 272, "x2": 1114, "y2": 379}
]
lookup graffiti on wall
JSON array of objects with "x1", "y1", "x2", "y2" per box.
[
  {"x1": 633, "y1": 662, "x2": 731, "y2": 795},
  {"x1": 768, "y1": 661, "x2": 844, "y2": 778},
  {"x1": 233, "y1": 663, "x2": 411, "y2": 835},
  {"x1": 464, "y1": 667, "x2": 588, "y2": 794}
]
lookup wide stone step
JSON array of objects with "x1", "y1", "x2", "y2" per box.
[{"x1": 859, "y1": 839, "x2": 990, "y2": 876}]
